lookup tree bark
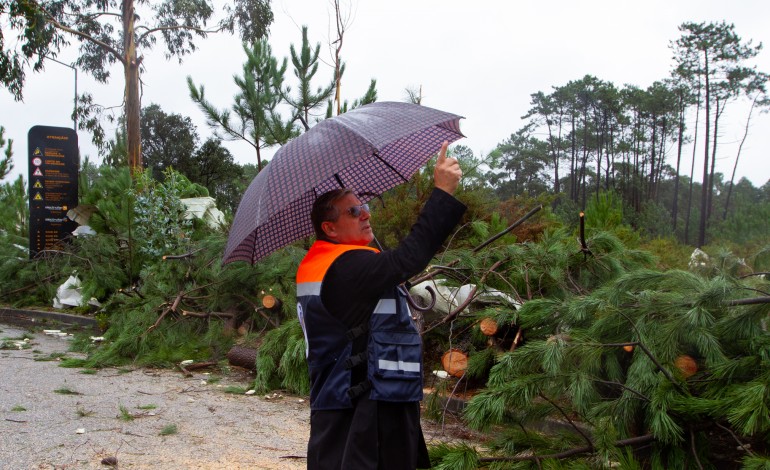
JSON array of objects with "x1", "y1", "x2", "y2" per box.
[
  {"x1": 672, "y1": 95, "x2": 685, "y2": 230},
  {"x1": 697, "y1": 54, "x2": 711, "y2": 247},
  {"x1": 123, "y1": 0, "x2": 142, "y2": 176},
  {"x1": 723, "y1": 95, "x2": 758, "y2": 220}
]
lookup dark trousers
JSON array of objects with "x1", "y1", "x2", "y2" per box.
[{"x1": 307, "y1": 396, "x2": 430, "y2": 469}]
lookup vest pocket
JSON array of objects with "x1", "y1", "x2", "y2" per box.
[{"x1": 370, "y1": 330, "x2": 422, "y2": 379}]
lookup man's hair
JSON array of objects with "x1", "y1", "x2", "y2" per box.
[{"x1": 311, "y1": 188, "x2": 354, "y2": 241}]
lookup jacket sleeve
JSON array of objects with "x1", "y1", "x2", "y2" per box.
[{"x1": 322, "y1": 188, "x2": 466, "y2": 327}]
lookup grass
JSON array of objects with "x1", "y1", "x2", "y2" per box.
[
  {"x1": 137, "y1": 404, "x2": 157, "y2": 410},
  {"x1": 58, "y1": 358, "x2": 88, "y2": 368},
  {"x1": 224, "y1": 386, "x2": 247, "y2": 395},
  {"x1": 119, "y1": 405, "x2": 134, "y2": 422},
  {"x1": 77, "y1": 406, "x2": 95, "y2": 417},
  {"x1": 11, "y1": 405, "x2": 27, "y2": 412},
  {"x1": 1, "y1": 339, "x2": 30, "y2": 350},
  {"x1": 79, "y1": 368, "x2": 98, "y2": 375},
  {"x1": 206, "y1": 376, "x2": 222, "y2": 384},
  {"x1": 35, "y1": 352, "x2": 68, "y2": 362},
  {"x1": 54, "y1": 387, "x2": 81, "y2": 395},
  {"x1": 159, "y1": 424, "x2": 178, "y2": 436}
]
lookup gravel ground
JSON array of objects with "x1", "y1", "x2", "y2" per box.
[
  {"x1": 0, "y1": 322, "x2": 308, "y2": 469},
  {"x1": 0, "y1": 322, "x2": 478, "y2": 469}
]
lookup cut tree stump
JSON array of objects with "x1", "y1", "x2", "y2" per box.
[
  {"x1": 441, "y1": 349, "x2": 468, "y2": 378},
  {"x1": 479, "y1": 317, "x2": 498, "y2": 336},
  {"x1": 227, "y1": 345, "x2": 258, "y2": 370},
  {"x1": 262, "y1": 295, "x2": 282, "y2": 311}
]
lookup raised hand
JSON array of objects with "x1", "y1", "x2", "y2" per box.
[{"x1": 433, "y1": 141, "x2": 462, "y2": 195}]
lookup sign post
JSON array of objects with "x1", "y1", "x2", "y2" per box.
[{"x1": 28, "y1": 125, "x2": 79, "y2": 258}]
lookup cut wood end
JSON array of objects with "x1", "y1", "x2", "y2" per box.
[
  {"x1": 479, "y1": 317, "x2": 498, "y2": 336},
  {"x1": 675, "y1": 355, "x2": 698, "y2": 378},
  {"x1": 262, "y1": 294, "x2": 280, "y2": 309},
  {"x1": 441, "y1": 349, "x2": 468, "y2": 378}
]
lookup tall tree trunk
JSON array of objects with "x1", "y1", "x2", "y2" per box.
[
  {"x1": 697, "y1": 53, "x2": 711, "y2": 248},
  {"x1": 672, "y1": 96, "x2": 685, "y2": 230},
  {"x1": 649, "y1": 115, "x2": 657, "y2": 200},
  {"x1": 123, "y1": 0, "x2": 142, "y2": 175},
  {"x1": 569, "y1": 112, "x2": 578, "y2": 202},
  {"x1": 706, "y1": 98, "x2": 720, "y2": 222},
  {"x1": 723, "y1": 95, "x2": 759, "y2": 220},
  {"x1": 684, "y1": 86, "x2": 701, "y2": 245},
  {"x1": 579, "y1": 108, "x2": 589, "y2": 210},
  {"x1": 654, "y1": 118, "x2": 667, "y2": 202},
  {"x1": 605, "y1": 124, "x2": 613, "y2": 191}
]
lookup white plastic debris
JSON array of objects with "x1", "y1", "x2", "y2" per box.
[
  {"x1": 75, "y1": 428, "x2": 85, "y2": 434},
  {"x1": 52, "y1": 276, "x2": 102, "y2": 309},
  {"x1": 179, "y1": 360, "x2": 194, "y2": 366},
  {"x1": 432, "y1": 370, "x2": 449, "y2": 379},
  {"x1": 43, "y1": 329, "x2": 62, "y2": 335},
  {"x1": 90, "y1": 336, "x2": 105, "y2": 343},
  {"x1": 53, "y1": 276, "x2": 82, "y2": 308},
  {"x1": 72, "y1": 225, "x2": 96, "y2": 237},
  {"x1": 245, "y1": 390, "x2": 256, "y2": 395},
  {"x1": 180, "y1": 197, "x2": 226, "y2": 229},
  {"x1": 689, "y1": 248, "x2": 710, "y2": 270},
  {"x1": 409, "y1": 279, "x2": 520, "y2": 315}
]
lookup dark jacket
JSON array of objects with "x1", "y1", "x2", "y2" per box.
[
  {"x1": 302, "y1": 188, "x2": 466, "y2": 470},
  {"x1": 297, "y1": 241, "x2": 423, "y2": 409}
]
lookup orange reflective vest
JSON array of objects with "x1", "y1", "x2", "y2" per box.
[{"x1": 297, "y1": 240, "x2": 424, "y2": 410}]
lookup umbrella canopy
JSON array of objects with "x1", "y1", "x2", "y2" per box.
[{"x1": 223, "y1": 101, "x2": 464, "y2": 265}]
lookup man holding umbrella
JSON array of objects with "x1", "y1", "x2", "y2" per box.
[{"x1": 296, "y1": 141, "x2": 465, "y2": 469}]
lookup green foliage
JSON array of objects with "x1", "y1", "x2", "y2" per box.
[
  {"x1": 131, "y1": 168, "x2": 203, "y2": 258},
  {"x1": 448, "y1": 238, "x2": 770, "y2": 467},
  {"x1": 159, "y1": 424, "x2": 178, "y2": 436},
  {"x1": 0, "y1": 174, "x2": 28, "y2": 239},
  {"x1": 0, "y1": 126, "x2": 13, "y2": 179},
  {"x1": 429, "y1": 443, "x2": 480, "y2": 470},
  {"x1": 253, "y1": 318, "x2": 309, "y2": 395},
  {"x1": 188, "y1": 38, "x2": 295, "y2": 170}
]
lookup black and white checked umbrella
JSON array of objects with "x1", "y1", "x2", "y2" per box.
[{"x1": 222, "y1": 101, "x2": 464, "y2": 265}]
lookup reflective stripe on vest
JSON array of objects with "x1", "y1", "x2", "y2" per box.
[{"x1": 296, "y1": 240, "x2": 423, "y2": 410}]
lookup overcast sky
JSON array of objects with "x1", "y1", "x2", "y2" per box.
[{"x1": 2, "y1": 0, "x2": 769, "y2": 187}]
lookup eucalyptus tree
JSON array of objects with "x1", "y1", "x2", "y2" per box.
[
  {"x1": 0, "y1": 0, "x2": 273, "y2": 176},
  {"x1": 188, "y1": 39, "x2": 295, "y2": 170},
  {"x1": 672, "y1": 21, "x2": 767, "y2": 247}
]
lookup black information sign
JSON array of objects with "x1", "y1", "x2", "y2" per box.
[{"x1": 28, "y1": 125, "x2": 79, "y2": 257}]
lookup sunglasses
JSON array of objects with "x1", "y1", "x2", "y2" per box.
[{"x1": 345, "y1": 203, "x2": 370, "y2": 218}]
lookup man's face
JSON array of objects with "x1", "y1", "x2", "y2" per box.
[{"x1": 321, "y1": 193, "x2": 374, "y2": 246}]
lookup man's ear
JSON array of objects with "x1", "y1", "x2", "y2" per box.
[{"x1": 321, "y1": 220, "x2": 337, "y2": 240}]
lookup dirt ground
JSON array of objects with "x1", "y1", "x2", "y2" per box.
[{"x1": 0, "y1": 322, "x2": 477, "y2": 469}]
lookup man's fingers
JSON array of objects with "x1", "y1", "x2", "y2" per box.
[{"x1": 437, "y1": 141, "x2": 449, "y2": 163}]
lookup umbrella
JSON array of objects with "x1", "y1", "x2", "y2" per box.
[{"x1": 223, "y1": 101, "x2": 464, "y2": 265}]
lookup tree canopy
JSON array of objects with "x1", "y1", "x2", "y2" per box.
[{"x1": 0, "y1": 0, "x2": 274, "y2": 174}]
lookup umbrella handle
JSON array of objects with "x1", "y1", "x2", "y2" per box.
[{"x1": 401, "y1": 284, "x2": 436, "y2": 312}]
